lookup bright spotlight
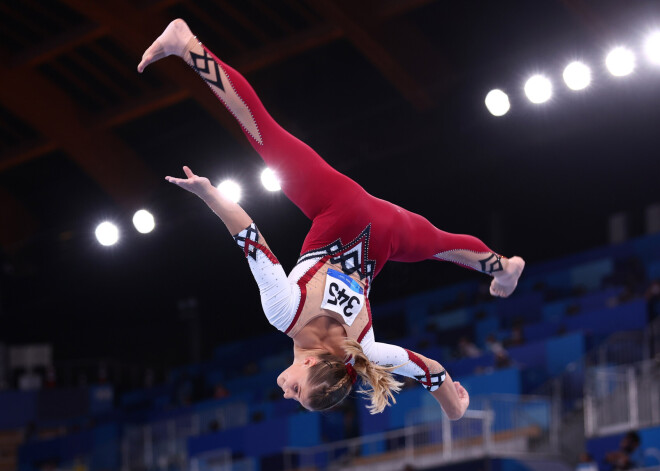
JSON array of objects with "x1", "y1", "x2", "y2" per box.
[
  {"x1": 260, "y1": 168, "x2": 281, "y2": 191},
  {"x1": 644, "y1": 32, "x2": 660, "y2": 65},
  {"x1": 606, "y1": 47, "x2": 635, "y2": 76},
  {"x1": 217, "y1": 179, "x2": 242, "y2": 203},
  {"x1": 133, "y1": 209, "x2": 155, "y2": 234},
  {"x1": 563, "y1": 61, "x2": 591, "y2": 91},
  {"x1": 524, "y1": 75, "x2": 552, "y2": 104},
  {"x1": 95, "y1": 221, "x2": 119, "y2": 246},
  {"x1": 484, "y1": 89, "x2": 510, "y2": 116}
]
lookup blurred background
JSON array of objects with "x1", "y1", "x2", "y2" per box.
[{"x1": 1, "y1": 0, "x2": 660, "y2": 470}]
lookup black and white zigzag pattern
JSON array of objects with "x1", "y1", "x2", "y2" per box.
[
  {"x1": 190, "y1": 49, "x2": 225, "y2": 91},
  {"x1": 414, "y1": 370, "x2": 446, "y2": 392},
  {"x1": 233, "y1": 223, "x2": 260, "y2": 260},
  {"x1": 297, "y1": 225, "x2": 376, "y2": 284}
]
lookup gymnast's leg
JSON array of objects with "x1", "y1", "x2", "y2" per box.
[
  {"x1": 138, "y1": 20, "x2": 524, "y2": 296},
  {"x1": 383, "y1": 200, "x2": 525, "y2": 297},
  {"x1": 138, "y1": 19, "x2": 362, "y2": 225}
]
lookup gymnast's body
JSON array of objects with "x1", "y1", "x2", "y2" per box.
[{"x1": 138, "y1": 19, "x2": 525, "y2": 418}]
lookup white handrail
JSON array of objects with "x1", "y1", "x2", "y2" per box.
[
  {"x1": 283, "y1": 395, "x2": 556, "y2": 471},
  {"x1": 584, "y1": 359, "x2": 660, "y2": 437}
]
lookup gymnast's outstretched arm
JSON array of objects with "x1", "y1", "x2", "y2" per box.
[
  {"x1": 360, "y1": 329, "x2": 469, "y2": 420},
  {"x1": 166, "y1": 166, "x2": 298, "y2": 332}
]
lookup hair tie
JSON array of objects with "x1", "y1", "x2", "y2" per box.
[{"x1": 345, "y1": 363, "x2": 357, "y2": 384}]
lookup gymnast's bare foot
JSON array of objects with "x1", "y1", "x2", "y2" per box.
[
  {"x1": 490, "y1": 256, "x2": 525, "y2": 298},
  {"x1": 137, "y1": 19, "x2": 194, "y2": 73}
]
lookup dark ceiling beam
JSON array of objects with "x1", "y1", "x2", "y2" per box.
[
  {"x1": 370, "y1": 14, "x2": 457, "y2": 102},
  {"x1": 233, "y1": 22, "x2": 343, "y2": 73},
  {"x1": 306, "y1": 0, "x2": 433, "y2": 111},
  {"x1": 251, "y1": 0, "x2": 297, "y2": 36},
  {"x1": 93, "y1": 87, "x2": 190, "y2": 129},
  {"x1": 61, "y1": 0, "x2": 249, "y2": 143},
  {"x1": 2, "y1": 0, "x2": 439, "y2": 173},
  {"x1": 0, "y1": 63, "x2": 157, "y2": 208},
  {"x1": 0, "y1": 23, "x2": 342, "y2": 170},
  {"x1": 0, "y1": 3, "x2": 43, "y2": 40},
  {"x1": 283, "y1": 0, "x2": 319, "y2": 24},
  {"x1": 0, "y1": 140, "x2": 57, "y2": 173},
  {"x1": 10, "y1": 24, "x2": 109, "y2": 69},
  {"x1": 183, "y1": 1, "x2": 248, "y2": 53},
  {"x1": 69, "y1": 50, "x2": 131, "y2": 101},
  {"x1": 87, "y1": 41, "x2": 148, "y2": 88},
  {"x1": 215, "y1": 0, "x2": 271, "y2": 44},
  {"x1": 0, "y1": 88, "x2": 188, "y2": 168},
  {"x1": 48, "y1": 57, "x2": 108, "y2": 109}
]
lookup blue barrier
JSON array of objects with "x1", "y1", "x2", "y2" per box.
[
  {"x1": 320, "y1": 411, "x2": 345, "y2": 442},
  {"x1": 475, "y1": 316, "x2": 500, "y2": 347},
  {"x1": 19, "y1": 427, "x2": 100, "y2": 471},
  {"x1": 388, "y1": 388, "x2": 426, "y2": 429},
  {"x1": 427, "y1": 307, "x2": 473, "y2": 330},
  {"x1": 288, "y1": 413, "x2": 321, "y2": 447},
  {"x1": 577, "y1": 287, "x2": 623, "y2": 311},
  {"x1": 495, "y1": 292, "x2": 544, "y2": 326},
  {"x1": 542, "y1": 300, "x2": 569, "y2": 322},
  {"x1": 120, "y1": 385, "x2": 170, "y2": 409},
  {"x1": 570, "y1": 258, "x2": 614, "y2": 291},
  {"x1": 223, "y1": 371, "x2": 280, "y2": 401},
  {"x1": 0, "y1": 391, "x2": 37, "y2": 429},
  {"x1": 647, "y1": 259, "x2": 660, "y2": 281},
  {"x1": 459, "y1": 368, "x2": 521, "y2": 396},
  {"x1": 90, "y1": 424, "x2": 119, "y2": 471},
  {"x1": 632, "y1": 232, "x2": 660, "y2": 260},
  {"x1": 357, "y1": 395, "x2": 390, "y2": 450},
  {"x1": 188, "y1": 427, "x2": 245, "y2": 458},
  {"x1": 564, "y1": 299, "x2": 647, "y2": 336},
  {"x1": 446, "y1": 353, "x2": 495, "y2": 377},
  {"x1": 507, "y1": 341, "x2": 546, "y2": 369},
  {"x1": 523, "y1": 321, "x2": 563, "y2": 343},
  {"x1": 188, "y1": 412, "x2": 320, "y2": 459},
  {"x1": 88, "y1": 385, "x2": 113, "y2": 416},
  {"x1": 545, "y1": 333, "x2": 584, "y2": 376}
]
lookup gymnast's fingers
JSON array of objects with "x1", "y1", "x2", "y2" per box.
[
  {"x1": 165, "y1": 176, "x2": 186, "y2": 186},
  {"x1": 183, "y1": 166, "x2": 195, "y2": 178}
]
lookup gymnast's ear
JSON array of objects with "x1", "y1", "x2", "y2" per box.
[{"x1": 303, "y1": 356, "x2": 319, "y2": 367}]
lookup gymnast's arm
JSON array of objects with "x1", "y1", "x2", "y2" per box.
[
  {"x1": 166, "y1": 166, "x2": 298, "y2": 332},
  {"x1": 360, "y1": 329, "x2": 469, "y2": 420}
]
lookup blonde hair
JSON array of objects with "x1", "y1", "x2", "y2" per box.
[{"x1": 306, "y1": 339, "x2": 403, "y2": 414}]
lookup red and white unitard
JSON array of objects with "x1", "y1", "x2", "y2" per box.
[{"x1": 185, "y1": 38, "x2": 499, "y2": 391}]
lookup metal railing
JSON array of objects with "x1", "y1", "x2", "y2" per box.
[
  {"x1": 283, "y1": 394, "x2": 556, "y2": 471},
  {"x1": 584, "y1": 359, "x2": 660, "y2": 437},
  {"x1": 121, "y1": 401, "x2": 249, "y2": 471}
]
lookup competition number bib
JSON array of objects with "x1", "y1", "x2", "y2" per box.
[{"x1": 321, "y1": 268, "x2": 365, "y2": 326}]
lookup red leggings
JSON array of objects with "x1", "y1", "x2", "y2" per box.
[{"x1": 198, "y1": 45, "x2": 494, "y2": 277}]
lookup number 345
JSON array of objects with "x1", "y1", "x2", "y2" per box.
[{"x1": 326, "y1": 282, "x2": 360, "y2": 317}]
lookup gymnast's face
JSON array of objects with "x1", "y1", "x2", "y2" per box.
[{"x1": 277, "y1": 356, "x2": 318, "y2": 408}]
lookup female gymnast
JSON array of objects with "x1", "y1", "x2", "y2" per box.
[{"x1": 138, "y1": 20, "x2": 525, "y2": 419}]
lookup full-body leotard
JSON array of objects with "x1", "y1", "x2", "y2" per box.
[{"x1": 183, "y1": 37, "x2": 501, "y2": 391}]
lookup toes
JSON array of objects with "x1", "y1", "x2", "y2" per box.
[
  {"x1": 137, "y1": 50, "x2": 155, "y2": 73},
  {"x1": 137, "y1": 57, "x2": 149, "y2": 73}
]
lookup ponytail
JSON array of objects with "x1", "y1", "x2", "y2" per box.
[
  {"x1": 343, "y1": 339, "x2": 403, "y2": 414},
  {"x1": 305, "y1": 339, "x2": 403, "y2": 414}
]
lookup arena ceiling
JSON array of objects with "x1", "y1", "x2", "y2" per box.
[{"x1": 1, "y1": 0, "x2": 659, "y2": 366}]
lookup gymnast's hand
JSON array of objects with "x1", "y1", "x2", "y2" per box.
[
  {"x1": 167, "y1": 166, "x2": 253, "y2": 233},
  {"x1": 165, "y1": 166, "x2": 215, "y2": 199},
  {"x1": 454, "y1": 381, "x2": 470, "y2": 416}
]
